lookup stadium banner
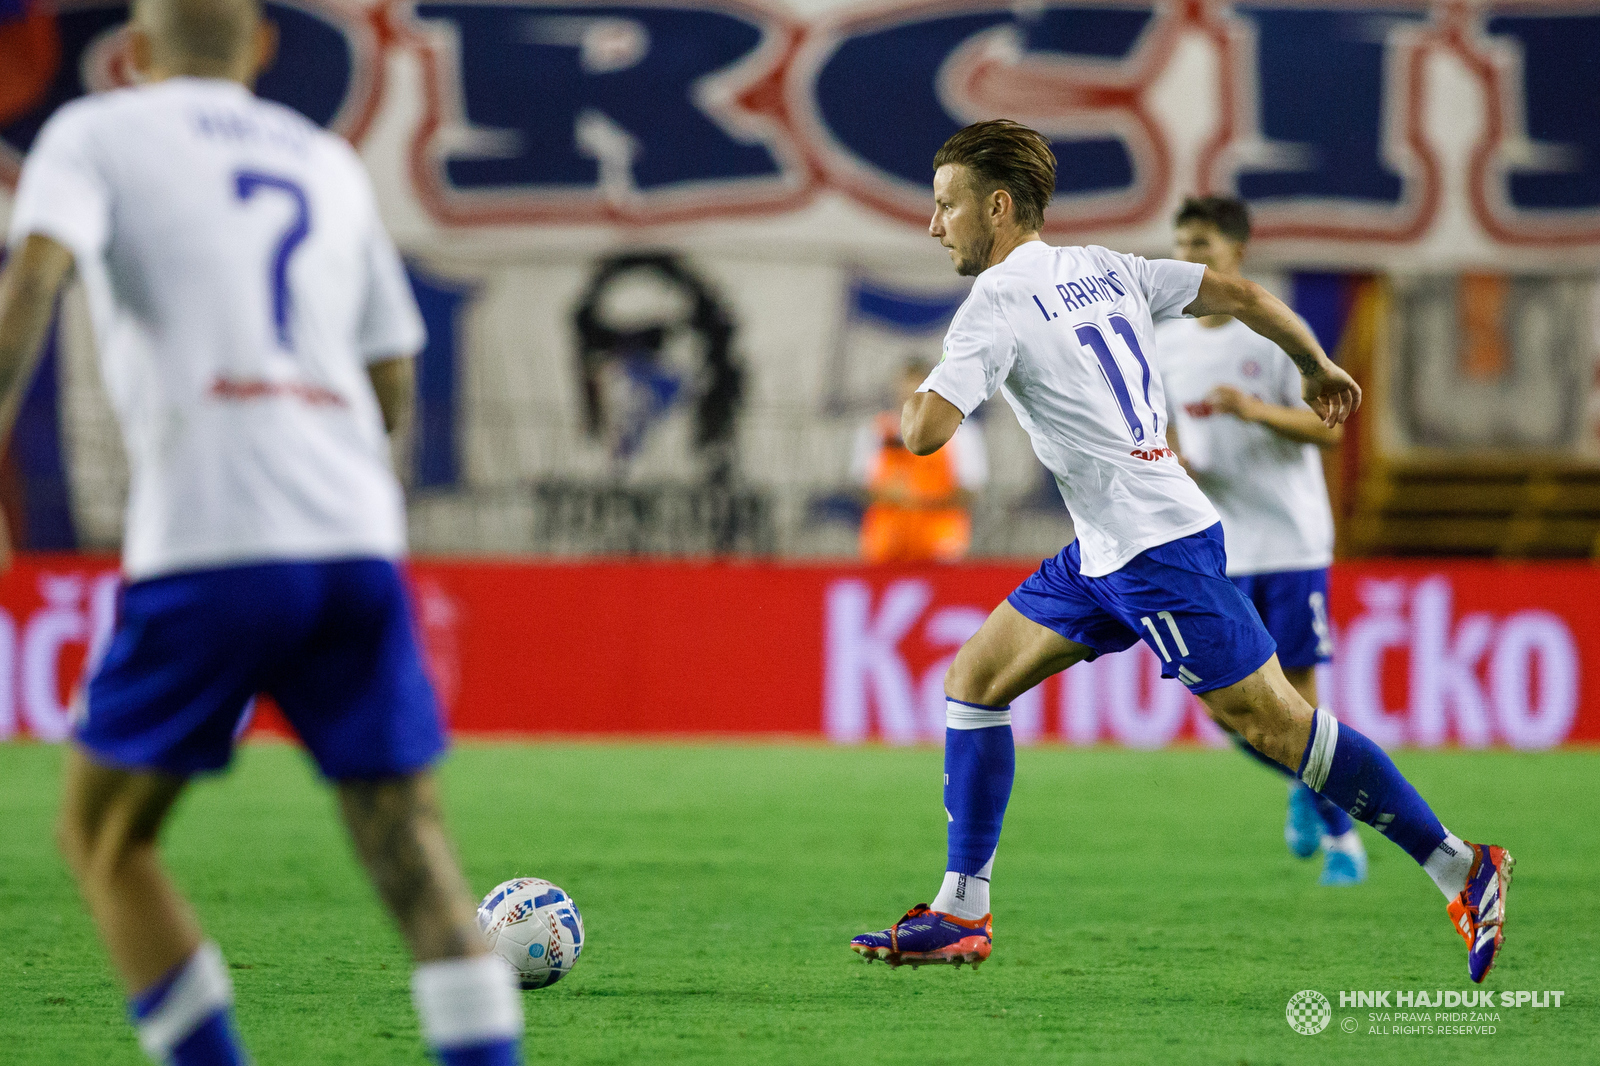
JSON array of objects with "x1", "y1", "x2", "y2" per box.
[
  {"x1": 0, "y1": 556, "x2": 1590, "y2": 749},
  {"x1": 7, "y1": 0, "x2": 1600, "y2": 268}
]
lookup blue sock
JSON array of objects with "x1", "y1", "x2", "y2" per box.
[
  {"x1": 944, "y1": 699, "x2": 1015, "y2": 876},
  {"x1": 1233, "y1": 734, "x2": 1354, "y2": 836},
  {"x1": 413, "y1": 955, "x2": 523, "y2": 1066},
  {"x1": 439, "y1": 1041, "x2": 520, "y2": 1066},
  {"x1": 1298, "y1": 709, "x2": 1445, "y2": 864},
  {"x1": 1312, "y1": 792, "x2": 1355, "y2": 836},
  {"x1": 129, "y1": 943, "x2": 248, "y2": 1066}
]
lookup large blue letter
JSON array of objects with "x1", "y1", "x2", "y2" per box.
[
  {"x1": 1485, "y1": 11, "x2": 1600, "y2": 210},
  {"x1": 813, "y1": 5, "x2": 1155, "y2": 200},
  {"x1": 1231, "y1": 7, "x2": 1424, "y2": 204},
  {"x1": 0, "y1": 1, "x2": 352, "y2": 156},
  {"x1": 414, "y1": 3, "x2": 786, "y2": 194}
]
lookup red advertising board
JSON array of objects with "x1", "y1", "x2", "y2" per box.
[{"x1": 0, "y1": 556, "x2": 1591, "y2": 748}]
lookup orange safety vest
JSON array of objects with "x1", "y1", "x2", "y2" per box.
[{"x1": 860, "y1": 412, "x2": 972, "y2": 563}]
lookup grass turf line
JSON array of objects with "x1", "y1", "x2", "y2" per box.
[{"x1": 0, "y1": 742, "x2": 1595, "y2": 1065}]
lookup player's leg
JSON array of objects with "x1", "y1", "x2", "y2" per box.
[
  {"x1": 337, "y1": 773, "x2": 487, "y2": 960},
  {"x1": 1230, "y1": 570, "x2": 1364, "y2": 880},
  {"x1": 934, "y1": 599, "x2": 1092, "y2": 914},
  {"x1": 275, "y1": 559, "x2": 521, "y2": 1065},
  {"x1": 1199, "y1": 659, "x2": 1512, "y2": 980},
  {"x1": 60, "y1": 568, "x2": 281, "y2": 1066},
  {"x1": 853, "y1": 544, "x2": 1109, "y2": 967},
  {"x1": 337, "y1": 773, "x2": 520, "y2": 1066},
  {"x1": 57, "y1": 749, "x2": 249, "y2": 1066},
  {"x1": 1278, "y1": 664, "x2": 1367, "y2": 883}
]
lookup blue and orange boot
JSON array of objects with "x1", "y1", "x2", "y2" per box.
[
  {"x1": 850, "y1": 905, "x2": 992, "y2": 968},
  {"x1": 1447, "y1": 842, "x2": 1515, "y2": 983}
]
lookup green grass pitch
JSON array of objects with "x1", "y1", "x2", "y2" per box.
[{"x1": 1, "y1": 741, "x2": 1595, "y2": 1065}]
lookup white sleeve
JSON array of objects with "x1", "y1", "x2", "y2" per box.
[
  {"x1": 849, "y1": 421, "x2": 878, "y2": 486},
  {"x1": 1100, "y1": 249, "x2": 1205, "y2": 322},
  {"x1": 919, "y1": 281, "x2": 1017, "y2": 417},
  {"x1": 358, "y1": 198, "x2": 427, "y2": 362},
  {"x1": 7, "y1": 105, "x2": 111, "y2": 262},
  {"x1": 947, "y1": 422, "x2": 989, "y2": 489}
]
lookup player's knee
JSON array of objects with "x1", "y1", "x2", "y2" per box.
[
  {"x1": 1213, "y1": 701, "x2": 1295, "y2": 766},
  {"x1": 56, "y1": 788, "x2": 162, "y2": 881},
  {"x1": 942, "y1": 651, "x2": 1000, "y2": 707}
]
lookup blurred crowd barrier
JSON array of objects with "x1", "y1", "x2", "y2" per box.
[
  {"x1": 0, "y1": 557, "x2": 1588, "y2": 748},
  {"x1": 5, "y1": 0, "x2": 1600, "y2": 559}
]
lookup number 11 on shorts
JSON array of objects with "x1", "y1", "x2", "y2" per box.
[{"x1": 1139, "y1": 611, "x2": 1190, "y2": 662}]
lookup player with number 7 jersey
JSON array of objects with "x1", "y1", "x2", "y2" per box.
[
  {"x1": 10, "y1": 79, "x2": 414, "y2": 578},
  {"x1": 850, "y1": 120, "x2": 1513, "y2": 985},
  {"x1": 3, "y1": 25, "x2": 522, "y2": 1065}
]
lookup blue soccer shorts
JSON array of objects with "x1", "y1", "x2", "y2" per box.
[
  {"x1": 1229, "y1": 567, "x2": 1334, "y2": 671},
  {"x1": 1008, "y1": 523, "x2": 1276, "y2": 694},
  {"x1": 77, "y1": 558, "x2": 446, "y2": 779}
]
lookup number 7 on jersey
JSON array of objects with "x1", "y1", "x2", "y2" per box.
[{"x1": 233, "y1": 170, "x2": 310, "y2": 351}]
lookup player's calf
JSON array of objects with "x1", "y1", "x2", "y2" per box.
[
  {"x1": 1204, "y1": 666, "x2": 1514, "y2": 979},
  {"x1": 338, "y1": 773, "x2": 524, "y2": 1066},
  {"x1": 57, "y1": 750, "x2": 249, "y2": 1066}
]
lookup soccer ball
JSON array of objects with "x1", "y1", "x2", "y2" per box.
[{"x1": 476, "y1": 878, "x2": 585, "y2": 990}]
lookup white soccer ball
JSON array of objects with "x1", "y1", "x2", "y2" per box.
[{"x1": 476, "y1": 878, "x2": 585, "y2": 990}]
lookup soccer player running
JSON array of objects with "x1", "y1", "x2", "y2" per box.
[
  {"x1": 1155, "y1": 196, "x2": 1367, "y2": 886},
  {"x1": 849, "y1": 121, "x2": 1511, "y2": 983},
  {"x1": 0, "y1": 1, "x2": 523, "y2": 1063}
]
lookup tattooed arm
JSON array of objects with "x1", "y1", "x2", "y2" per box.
[{"x1": 1182, "y1": 269, "x2": 1360, "y2": 428}]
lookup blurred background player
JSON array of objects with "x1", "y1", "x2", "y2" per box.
[
  {"x1": 0, "y1": 0, "x2": 523, "y2": 1063},
  {"x1": 850, "y1": 357, "x2": 988, "y2": 562},
  {"x1": 849, "y1": 121, "x2": 1512, "y2": 985},
  {"x1": 1156, "y1": 196, "x2": 1367, "y2": 886}
]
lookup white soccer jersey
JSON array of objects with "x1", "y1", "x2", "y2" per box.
[
  {"x1": 1154, "y1": 316, "x2": 1334, "y2": 575},
  {"x1": 7, "y1": 78, "x2": 423, "y2": 580},
  {"x1": 921, "y1": 240, "x2": 1217, "y2": 576}
]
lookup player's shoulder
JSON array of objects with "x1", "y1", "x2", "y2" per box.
[
  {"x1": 27, "y1": 87, "x2": 129, "y2": 148},
  {"x1": 979, "y1": 240, "x2": 1063, "y2": 290},
  {"x1": 1080, "y1": 243, "x2": 1141, "y2": 269}
]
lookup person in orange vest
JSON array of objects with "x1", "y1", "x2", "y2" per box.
[{"x1": 851, "y1": 358, "x2": 988, "y2": 562}]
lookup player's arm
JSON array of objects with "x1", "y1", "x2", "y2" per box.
[
  {"x1": 1183, "y1": 269, "x2": 1359, "y2": 428},
  {"x1": 0, "y1": 234, "x2": 76, "y2": 571},
  {"x1": 1202, "y1": 384, "x2": 1343, "y2": 446},
  {"x1": 901, "y1": 389, "x2": 965, "y2": 456},
  {"x1": 366, "y1": 356, "x2": 416, "y2": 436}
]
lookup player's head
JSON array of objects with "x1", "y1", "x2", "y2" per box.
[
  {"x1": 896, "y1": 356, "x2": 933, "y2": 406},
  {"x1": 930, "y1": 120, "x2": 1056, "y2": 277},
  {"x1": 130, "y1": 0, "x2": 277, "y2": 85},
  {"x1": 1173, "y1": 196, "x2": 1250, "y2": 276}
]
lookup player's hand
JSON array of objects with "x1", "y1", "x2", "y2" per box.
[
  {"x1": 1302, "y1": 361, "x2": 1361, "y2": 427},
  {"x1": 0, "y1": 507, "x2": 12, "y2": 575},
  {"x1": 1203, "y1": 384, "x2": 1260, "y2": 421}
]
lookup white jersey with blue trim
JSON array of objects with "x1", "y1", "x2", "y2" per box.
[
  {"x1": 920, "y1": 240, "x2": 1218, "y2": 577},
  {"x1": 6, "y1": 78, "x2": 423, "y2": 580},
  {"x1": 1154, "y1": 316, "x2": 1334, "y2": 575}
]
